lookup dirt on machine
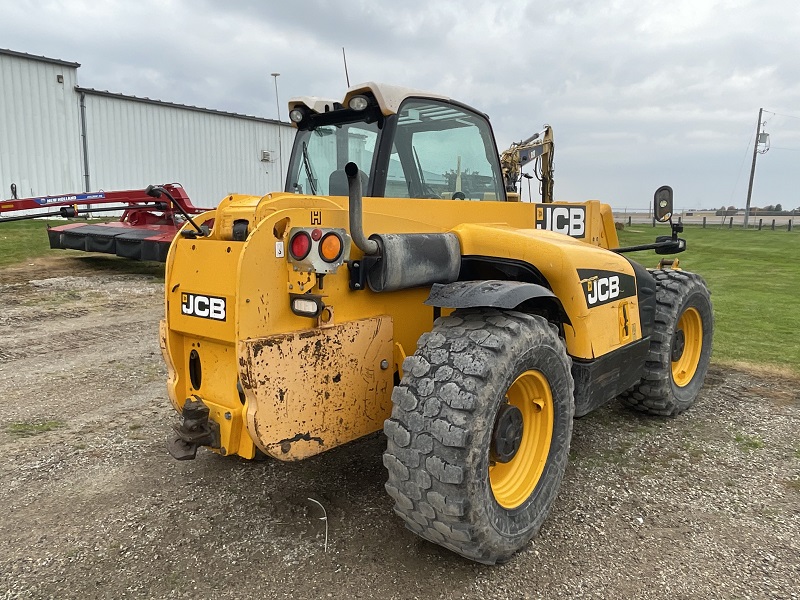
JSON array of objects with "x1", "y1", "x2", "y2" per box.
[{"x1": 159, "y1": 82, "x2": 713, "y2": 564}]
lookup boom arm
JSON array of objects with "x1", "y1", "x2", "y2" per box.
[
  {"x1": 0, "y1": 184, "x2": 204, "y2": 216},
  {"x1": 0, "y1": 184, "x2": 210, "y2": 227},
  {"x1": 500, "y1": 125, "x2": 554, "y2": 203}
]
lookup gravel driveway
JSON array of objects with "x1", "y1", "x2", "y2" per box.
[{"x1": 1, "y1": 255, "x2": 798, "y2": 599}]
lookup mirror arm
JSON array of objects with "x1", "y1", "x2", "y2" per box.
[
  {"x1": 614, "y1": 240, "x2": 676, "y2": 254},
  {"x1": 670, "y1": 220, "x2": 683, "y2": 241}
]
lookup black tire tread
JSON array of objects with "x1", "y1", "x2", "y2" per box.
[
  {"x1": 384, "y1": 308, "x2": 574, "y2": 564},
  {"x1": 619, "y1": 269, "x2": 713, "y2": 416}
]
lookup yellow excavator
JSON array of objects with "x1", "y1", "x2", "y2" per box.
[{"x1": 159, "y1": 82, "x2": 712, "y2": 564}]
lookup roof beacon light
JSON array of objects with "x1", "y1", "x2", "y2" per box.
[{"x1": 348, "y1": 95, "x2": 369, "y2": 111}]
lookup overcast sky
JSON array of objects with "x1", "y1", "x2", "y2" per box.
[{"x1": 2, "y1": 0, "x2": 799, "y2": 210}]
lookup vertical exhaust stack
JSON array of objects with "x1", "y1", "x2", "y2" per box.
[
  {"x1": 345, "y1": 162, "x2": 379, "y2": 255},
  {"x1": 344, "y1": 162, "x2": 460, "y2": 294}
]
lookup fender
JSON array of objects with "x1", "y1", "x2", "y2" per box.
[{"x1": 424, "y1": 280, "x2": 570, "y2": 325}]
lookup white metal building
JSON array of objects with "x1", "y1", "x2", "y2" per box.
[
  {"x1": 78, "y1": 89, "x2": 294, "y2": 206},
  {"x1": 0, "y1": 49, "x2": 83, "y2": 199},
  {"x1": 0, "y1": 48, "x2": 295, "y2": 206}
]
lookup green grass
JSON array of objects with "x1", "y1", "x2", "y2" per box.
[
  {"x1": 0, "y1": 219, "x2": 165, "y2": 275},
  {"x1": 734, "y1": 433, "x2": 765, "y2": 451},
  {"x1": 619, "y1": 225, "x2": 800, "y2": 375},
  {"x1": 5, "y1": 420, "x2": 66, "y2": 438},
  {"x1": 0, "y1": 220, "x2": 62, "y2": 267},
  {"x1": 0, "y1": 218, "x2": 127, "y2": 267}
]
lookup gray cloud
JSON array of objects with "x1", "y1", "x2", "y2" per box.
[{"x1": 2, "y1": 0, "x2": 799, "y2": 209}]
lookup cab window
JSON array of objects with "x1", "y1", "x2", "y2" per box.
[
  {"x1": 288, "y1": 122, "x2": 379, "y2": 196},
  {"x1": 386, "y1": 99, "x2": 504, "y2": 201}
]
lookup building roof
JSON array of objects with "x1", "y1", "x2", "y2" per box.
[
  {"x1": 75, "y1": 86, "x2": 289, "y2": 126},
  {"x1": 0, "y1": 48, "x2": 80, "y2": 68},
  {"x1": 0, "y1": 47, "x2": 289, "y2": 126}
]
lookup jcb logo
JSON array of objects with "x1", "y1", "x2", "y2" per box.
[
  {"x1": 586, "y1": 276, "x2": 620, "y2": 305},
  {"x1": 577, "y1": 269, "x2": 637, "y2": 308},
  {"x1": 536, "y1": 205, "x2": 585, "y2": 238},
  {"x1": 181, "y1": 293, "x2": 226, "y2": 321}
]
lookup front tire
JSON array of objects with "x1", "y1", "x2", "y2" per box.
[
  {"x1": 383, "y1": 308, "x2": 574, "y2": 564},
  {"x1": 620, "y1": 269, "x2": 713, "y2": 416}
]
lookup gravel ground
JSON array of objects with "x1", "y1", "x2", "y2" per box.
[{"x1": 1, "y1": 254, "x2": 798, "y2": 599}]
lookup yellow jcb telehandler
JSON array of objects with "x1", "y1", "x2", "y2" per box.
[{"x1": 159, "y1": 83, "x2": 713, "y2": 564}]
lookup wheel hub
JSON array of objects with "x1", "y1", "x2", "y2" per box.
[
  {"x1": 672, "y1": 328, "x2": 686, "y2": 361},
  {"x1": 491, "y1": 403, "x2": 524, "y2": 463}
]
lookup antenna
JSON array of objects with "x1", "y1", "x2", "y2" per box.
[
  {"x1": 270, "y1": 72, "x2": 284, "y2": 190},
  {"x1": 342, "y1": 47, "x2": 351, "y2": 87}
]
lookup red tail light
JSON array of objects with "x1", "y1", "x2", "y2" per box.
[{"x1": 289, "y1": 231, "x2": 311, "y2": 260}]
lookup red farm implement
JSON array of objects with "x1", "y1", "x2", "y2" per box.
[{"x1": 0, "y1": 184, "x2": 211, "y2": 262}]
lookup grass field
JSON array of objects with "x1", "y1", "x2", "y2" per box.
[
  {"x1": 620, "y1": 224, "x2": 800, "y2": 375},
  {"x1": 2, "y1": 219, "x2": 798, "y2": 374},
  {"x1": 0, "y1": 220, "x2": 61, "y2": 267}
]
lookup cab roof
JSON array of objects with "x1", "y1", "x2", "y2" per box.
[{"x1": 288, "y1": 82, "x2": 452, "y2": 118}]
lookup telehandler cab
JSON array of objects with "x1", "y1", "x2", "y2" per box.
[{"x1": 160, "y1": 83, "x2": 713, "y2": 564}]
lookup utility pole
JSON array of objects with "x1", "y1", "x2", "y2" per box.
[
  {"x1": 744, "y1": 107, "x2": 764, "y2": 229},
  {"x1": 271, "y1": 72, "x2": 284, "y2": 190}
]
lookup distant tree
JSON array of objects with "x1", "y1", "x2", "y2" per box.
[
  {"x1": 727, "y1": 205, "x2": 737, "y2": 212},
  {"x1": 763, "y1": 204, "x2": 775, "y2": 212},
  {"x1": 775, "y1": 203, "x2": 783, "y2": 212}
]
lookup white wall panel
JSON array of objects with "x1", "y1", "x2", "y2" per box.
[
  {"x1": 82, "y1": 90, "x2": 295, "y2": 207},
  {"x1": 0, "y1": 50, "x2": 83, "y2": 199}
]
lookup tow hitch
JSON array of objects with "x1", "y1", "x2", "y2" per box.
[{"x1": 166, "y1": 397, "x2": 221, "y2": 460}]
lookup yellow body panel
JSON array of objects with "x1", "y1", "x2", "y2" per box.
[
  {"x1": 240, "y1": 316, "x2": 393, "y2": 459},
  {"x1": 451, "y1": 223, "x2": 641, "y2": 358},
  {"x1": 161, "y1": 192, "x2": 634, "y2": 461}
]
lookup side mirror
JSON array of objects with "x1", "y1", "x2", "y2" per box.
[{"x1": 654, "y1": 185, "x2": 673, "y2": 223}]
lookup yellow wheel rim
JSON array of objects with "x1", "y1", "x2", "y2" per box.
[
  {"x1": 489, "y1": 370, "x2": 554, "y2": 509},
  {"x1": 672, "y1": 307, "x2": 703, "y2": 387}
]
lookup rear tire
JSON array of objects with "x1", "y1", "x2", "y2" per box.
[
  {"x1": 620, "y1": 269, "x2": 713, "y2": 416},
  {"x1": 383, "y1": 308, "x2": 574, "y2": 564}
]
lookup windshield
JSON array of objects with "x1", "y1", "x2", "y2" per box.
[
  {"x1": 286, "y1": 121, "x2": 380, "y2": 196},
  {"x1": 388, "y1": 99, "x2": 504, "y2": 201}
]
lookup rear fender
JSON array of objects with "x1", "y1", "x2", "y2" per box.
[{"x1": 424, "y1": 280, "x2": 571, "y2": 325}]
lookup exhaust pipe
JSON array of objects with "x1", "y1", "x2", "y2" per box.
[
  {"x1": 345, "y1": 161, "x2": 460, "y2": 293},
  {"x1": 345, "y1": 162, "x2": 379, "y2": 255}
]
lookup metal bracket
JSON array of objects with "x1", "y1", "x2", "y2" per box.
[
  {"x1": 657, "y1": 257, "x2": 680, "y2": 270},
  {"x1": 166, "y1": 396, "x2": 221, "y2": 460},
  {"x1": 347, "y1": 256, "x2": 380, "y2": 291}
]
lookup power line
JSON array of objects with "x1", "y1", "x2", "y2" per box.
[{"x1": 763, "y1": 109, "x2": 800, "y2": 122}]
